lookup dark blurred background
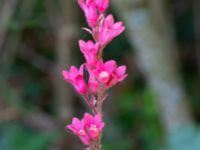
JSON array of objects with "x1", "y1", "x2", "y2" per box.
[{"x1": 0, "y1": 0, "x2": 200, "y2": 150}]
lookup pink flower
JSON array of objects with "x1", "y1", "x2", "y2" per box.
[
  {"x1": 67, "y1": 117, "x2": 91, "y2": 145},
  {"x1": 79, "y1": 40, "x2": 99, "y2": 69},
  {"x1": 78, "y1": 0, "x2": 99, "y2": 27},
  {"x1": 107, "y1": 65, "x2": 127, "y2": 88},
  {"x1": 83, "y1": 113, "x2": 105, "y2": 140},
  {"x1": 98, "y1": 14, "x2": 125, "y2": 47},
  {"x1": 66, "y1": 113, "x2": 104, "y2": 144},
  {"x1": 96, "y1": 0, "x2": 109, "y2": 13},
  {"x1": 62, "y1": 65, "x2": 87, "y2": 95},
  {"x1": 94, "y1": 60, "x2": 127, "y2": 88},
  {"x1": 94, "y1": 60, "x2": 115, "y2": 84}
]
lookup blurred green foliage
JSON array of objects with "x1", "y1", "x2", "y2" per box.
[
  {"x1": 0, "y1": 123, "x2": 56, "y2": 150},
  {"x1": 103, "y1": 88, "x2": 162, "y2": 150}
]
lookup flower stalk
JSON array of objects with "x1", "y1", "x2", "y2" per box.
[{"x1": 62, "y1": 0, "x2": 127, "y2": 149}]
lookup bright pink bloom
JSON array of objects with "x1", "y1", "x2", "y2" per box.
[
  {"x1": 107, "y1": 65, "x2": 127, "y2": 88},
  {"x1": 98, "y1": 14, "x2": 125, "y2": 47},
  {"x1": 94, "y1": 60, "x2": 115, "y2": 84},
  {"x1": 96, "y1": 0, "x2": 109, "y2": 13},
  {"x1": 79, "y1": 40, "x2": 99, "y2": 68},
  {"x1": 62, "y1": 65, "x2": 87, "y2": 95},
  {"x1": 78, "y1": 0, "x2": 99, "y2": 27},
  {"x1": 83, "y1": 113, "x2": 105, "y2": 140},
  {"x1": 67, "y1": 117, "x2": 90, "y2": 145},
  {"x1": 94, "y1": 60, "x2": 127, "y2": 88}
]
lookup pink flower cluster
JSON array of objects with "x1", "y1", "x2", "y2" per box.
[
  {"x1": 67, "y1": 113, "x2": 104, "y2": 145},
  {"x1": 62, "y1": 0, "x2": 127, "y2": 148}
]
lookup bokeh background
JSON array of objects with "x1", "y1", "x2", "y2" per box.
[{"x1": 0, "y1": 0, "x2": 200, "y2": 150}]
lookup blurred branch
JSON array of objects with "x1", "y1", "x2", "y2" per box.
[
  {"x1": 54, "y1": 25, "x2": 77, "y2": 120},
  {"x1": 45, "y1": 0, "x2": 80, "y2": 120},
  {"x1": 113, "y1": 0, "x2": 193, "y2": 133},
  {"x1": 45, "y1": 2, "x2": 82, "y2": 149},
  {"x1": 0, "y1": 0, "x2": 18, "y2": 54}
]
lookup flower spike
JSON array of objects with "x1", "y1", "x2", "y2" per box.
[{"x1": 64, "y1": 0, "x2": 127, "y2": 148}]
